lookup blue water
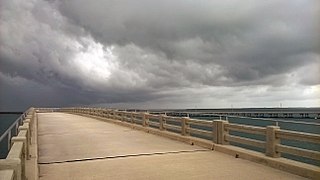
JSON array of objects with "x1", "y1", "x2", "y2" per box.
[
  {"x1": 190, "y1": 115, "x2": 320, "y2": 166},
  {"x1": 149, "y1": 113, "x2": 320, "y2": 165},
  {"x1": 0, "y1": 114, "x2": 21, "y2": 158}
]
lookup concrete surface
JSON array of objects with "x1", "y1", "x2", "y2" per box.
[
  {"x1": 38, "y1": 113, "x2": 204, "y2": 163},
  {"x1": 26, "y1": 112, "x2": 39, "y2": 180},
  {"x1": 0, "y1": 169, "x2": 14, "y2": 180},
  {"x1": 38, "y1": 113, "x2": 306, "y2": 180}
]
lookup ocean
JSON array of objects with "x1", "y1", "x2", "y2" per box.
[
  {"x1": 0, "y1": 114, "x2": 21, "y2": 158},
  {"x1": 188, "y1": 115, "x2": 320, "y2": 166}
]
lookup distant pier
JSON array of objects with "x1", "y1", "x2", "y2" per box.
[
  {"x1": 146, "y1": 108, "x2": 320, "y2": 119},
  {"x1": 0, "y1": 112, "x2": 23, "y2": 114}
]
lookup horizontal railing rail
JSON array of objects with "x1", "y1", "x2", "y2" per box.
[
  {"x1": 276, "y1": 130, "x2": 320, "y2": 144},
  {"x1": 224, "y1": 123, "x2": 266, "y2": 135},
  {"x1": 186, "y1": 118, "x2": 212, "y2": 139},
  {"x1": 275, "y1": 130, "x2": 320, "y2": 161},
  {"x1": 58, "y1": 107, "x2": 320, "y2": 167}
]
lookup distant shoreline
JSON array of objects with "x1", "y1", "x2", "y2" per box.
[{"x1": 0, "y1": 112, "x2": 23, "y2": 114}]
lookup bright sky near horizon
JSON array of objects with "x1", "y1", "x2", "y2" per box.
[{"x1": 0, "y1": 0, "x2": 319, "y2": 111}]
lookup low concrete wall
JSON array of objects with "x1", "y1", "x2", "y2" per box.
[{"x1": 0, "y1": 108, "x2": 38, "y2": 180}]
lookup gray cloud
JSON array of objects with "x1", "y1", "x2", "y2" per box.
[
  {"x1": 57, "y1": 0, "x2": 320, "y2": 84},
  {"x1": 0, "y1": 0, "x2": 319, "y2": 111}
]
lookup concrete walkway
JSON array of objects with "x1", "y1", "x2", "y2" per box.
[{"x1": 38, "y1": 113, "x2": 306, "y2": 180}]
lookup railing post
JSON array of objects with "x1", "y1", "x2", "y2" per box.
[
  {"x1": 18, "y1": 125, "x2": 29, "y2": 156},
  {"x1": 142, "y1": 113, "x2": 149, "y2": 127},
  {"x1": 7, "y1": 130, "x2": 11, "y2": 151},
  {"x1": 15, "y1": 122, "x2": 19, "y2": 135},
  {"x1": 141, "y1": 113, "x2": 147, "y2": 126},
  {"x1": 12, "y1": 135, "x2": 28, "y2": 160},
  {"x1": 19, "y1": 122, "x2": 30, "y2": 144},
  {"x1": 130, "y1": 113, "x2": 134, "y2": 123},
  {"x1": 0, "y1": 159, "x2": 23, "y2": 180},
  {"x1": 119, "y1": 112, "x2": 123, "y2": 121},
  {"x1": 181, "y1": 118, "x2": 189, "y2": 136},
  {"x1": 266, "y1": 126, "x2": 281, "y2": 157},
  {"x1": 213, "y1": 120, "x2": 229, "y2": 144},
  {"x1": 213, "y1": 120, "x2": 218, "y2": 143},
  {"x1": 159, "y1": 115, "x2": 164, "y2": 130},
  {"x1": 23, "y1": 119, "x2": 31, "y2": 143}
]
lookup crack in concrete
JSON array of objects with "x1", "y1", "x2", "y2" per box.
[{"x1": 39, "y1": 149, "x2": 210, "y2": 165}]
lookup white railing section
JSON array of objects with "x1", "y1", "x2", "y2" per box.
[{"x1": 60, "y1": 107, "x2": 320, "y2": 166}]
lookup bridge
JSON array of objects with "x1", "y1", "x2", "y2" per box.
[
  {"x1": 154, "y1": 108, "x2": 320, "y2": 119},
  {"x1": 0, "y1": 108, "x2": 319, "y2": 179}
]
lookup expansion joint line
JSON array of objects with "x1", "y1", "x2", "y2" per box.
[{"x1": 39, "y1": 149, "x2": 210, "y2": 165}]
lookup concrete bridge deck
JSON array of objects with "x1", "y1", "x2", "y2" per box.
[{"x1": 37, "y1": 113, "x2": 306, "y2": 180}]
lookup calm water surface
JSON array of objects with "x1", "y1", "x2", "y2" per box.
[{"x1": 0, "y1": 114, "x2": 21, "y2": 158}]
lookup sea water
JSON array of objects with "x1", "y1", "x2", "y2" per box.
[
  {"x1": 193, "y1": 115, "x2": 320, "y2": 166},
  {"x1": 0, "y1": 114, "x2": 21, "y2": 158}
]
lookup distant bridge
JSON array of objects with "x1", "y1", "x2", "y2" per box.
[
  {"x1": 147, "y1": 108, "x2": 320, "y2": 119},
  {"x1": 0, "y1": 107, "x2": 319, "y2": 180}
]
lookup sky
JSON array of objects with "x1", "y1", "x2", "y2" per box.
[{"x1": 0, "y1": 0, "x2": 319, "y2": 111}]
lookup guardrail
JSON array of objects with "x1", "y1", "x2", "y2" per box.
[
  {"x1": 0, "y1": 108, "x2": 35, "y2": 180},
  {"x1": 0, "y1": 113, "x2": 27, "y2": 152},
  {"x1": 59, "y1": 107, "x2": 320, "y2": 167}
]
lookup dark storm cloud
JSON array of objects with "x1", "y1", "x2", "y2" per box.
[
  {"x1": 0, "y1": 0, "x2": 319, "y2": 110},
  {"x1": 57, "y1": 0, "x2": 320, "y2": 85}
]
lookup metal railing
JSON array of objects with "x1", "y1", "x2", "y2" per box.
[
  {"x1": 0, "y1": 110, "x2": 32, "y2": 153},
  {"x1": 0, "y1": 107, "x2": 35, "y2": 180}
]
